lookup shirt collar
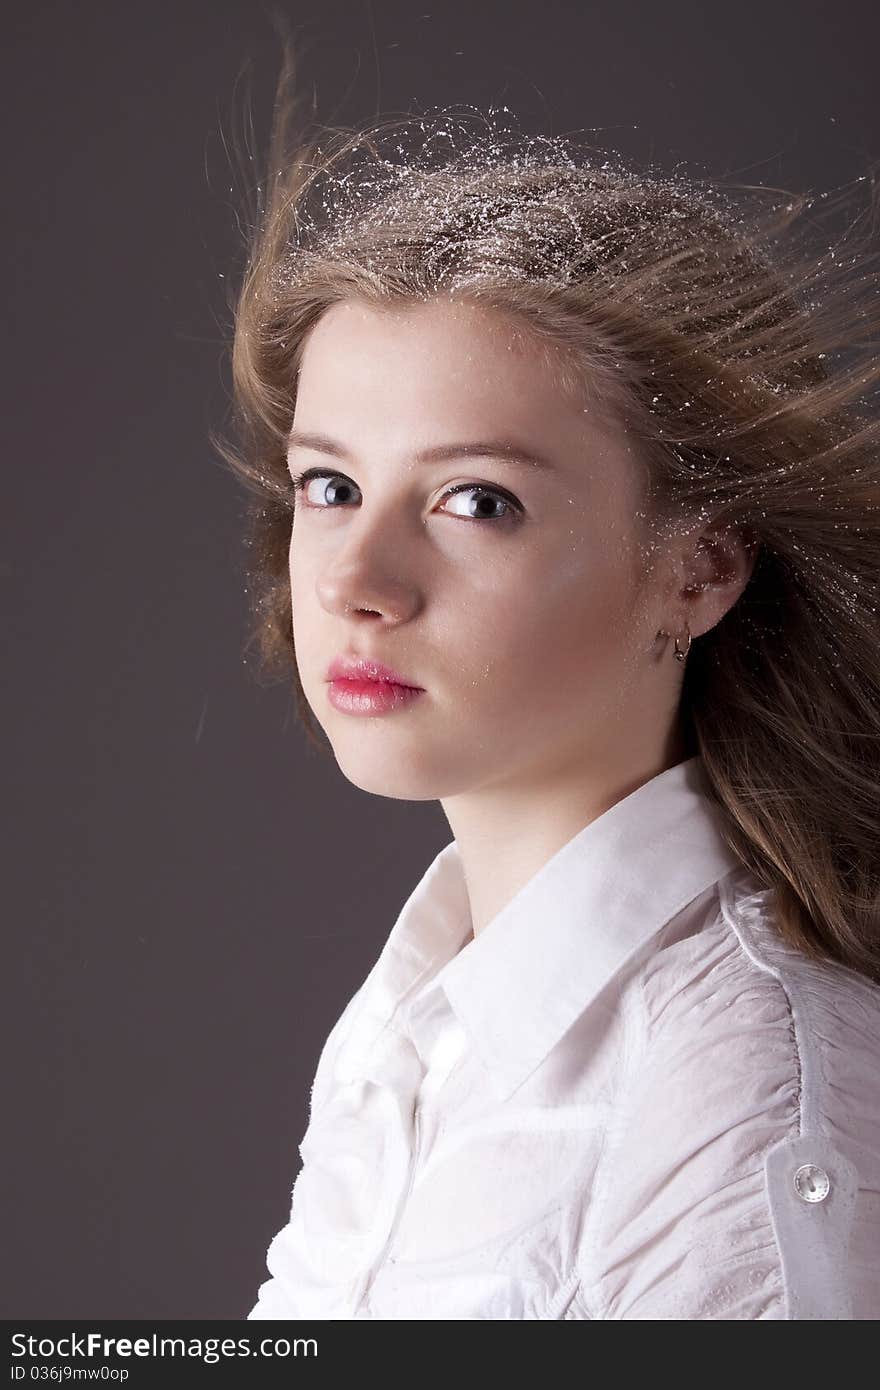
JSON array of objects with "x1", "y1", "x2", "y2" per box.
[{"x1": 334, "y1": 755, "x2": 742, "y2": 1103}]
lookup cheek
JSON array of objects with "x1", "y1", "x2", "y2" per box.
[
  {"x1": 448, "y1": 534, "x2": 647, "y2": 712},
  {"x1": 289, "y1": 523, "x2": 319, "y2": 604},
  {"x1": 478, "y1": 530, "x2": 638, "y2": 655},
  {"x1": 288, "y1": 534, "x2": 319, "y2": 665}
]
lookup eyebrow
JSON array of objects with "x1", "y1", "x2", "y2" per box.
[{"x1": 285, "y1": 429, "x2": 556, "y2": 471}]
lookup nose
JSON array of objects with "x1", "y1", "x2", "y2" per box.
[{"x1": 314, "y1": 514, "x2": 422, "y2": 624}]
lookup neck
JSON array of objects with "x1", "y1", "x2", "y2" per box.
[{"x1": 440, "y1": 731, "x2": 689, "y2": 939}]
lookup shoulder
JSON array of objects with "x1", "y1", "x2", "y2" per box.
[
  {"x1": 308, "y1": 979, "x2": 370, "y2": 1115},
  {"x1": 578, "y1": 866, "x2": 880, "y2": 1319},
  {"x1": 637, "y1": 864, "x2": 880, "y2": 1138}
]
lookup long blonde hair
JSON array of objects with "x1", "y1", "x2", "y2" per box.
[{"x1": 214, "y1": 34, "x2": 880, "y2": 983}]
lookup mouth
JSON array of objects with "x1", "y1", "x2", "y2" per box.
[
  {"x1": 325, "y1": 655, "x2": 424, "y2": 689},
  {"x1": 324, "y1": 654, "x2": 426, "y2": 717},
  {"x1": 325, "y1": 677, "x2": 425, "y2": 717}
]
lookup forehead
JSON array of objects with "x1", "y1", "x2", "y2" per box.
[
  {"x1": 299, "y1": 296, "x2": 551, "y2": 380},
  {"x1": 294, "y1": 296, "x2": 621, "y2": 443}
]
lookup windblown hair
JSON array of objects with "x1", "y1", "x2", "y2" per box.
[{"x1": 214, "y1": 34, "x2": 880, "y2": 983}]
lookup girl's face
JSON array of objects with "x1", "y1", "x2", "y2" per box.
[{"x1": 288, "y1": 295, "x2": 677, "y2": 801}]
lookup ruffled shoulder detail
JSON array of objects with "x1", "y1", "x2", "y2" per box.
[{"x1": 578, "y1": 867, "x2": 880, "y2": 1318}]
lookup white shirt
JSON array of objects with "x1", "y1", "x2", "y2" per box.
[{"x1": 248, "y1": 755, "x2": 880, "y2": 1319}]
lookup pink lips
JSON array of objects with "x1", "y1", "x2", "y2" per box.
[
  {"x1": 325, "y1": 655, "x2": 425, "y2": 716},
  {"x1": 326, "y1": 656, "x2": 421, "y2": 687}
]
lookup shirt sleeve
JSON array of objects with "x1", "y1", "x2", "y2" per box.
[
  {"x1": 247, "y1": 983, "x2": 367, "y2": 1320},
  {"x1": 577, "y1": 914, "x2": 879, "y2": 1320}
]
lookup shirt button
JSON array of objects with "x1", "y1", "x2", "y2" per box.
[{"x1": 793, "y1": 1163, "x2": 831, "y2": 1202}]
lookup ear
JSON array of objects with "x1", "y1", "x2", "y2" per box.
[{"x1": 670, "y1": 520, "x2": 759, "y2": 639}]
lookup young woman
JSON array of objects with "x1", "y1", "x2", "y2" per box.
[{"x1": 217, "y1": 49, "x2": 880, "y2": 1319}]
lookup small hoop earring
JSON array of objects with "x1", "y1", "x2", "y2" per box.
[{"x1": 656, "y1": 621, "x2": 692, "y2": 662}]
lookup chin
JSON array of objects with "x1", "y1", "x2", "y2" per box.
[{"x1": 331, "y1": 744, "x2": 474, "y2": 802}]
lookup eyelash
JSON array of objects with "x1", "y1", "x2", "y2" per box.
[{"x1": 288, "y1": 467, "x2": 523, "y2": 524}]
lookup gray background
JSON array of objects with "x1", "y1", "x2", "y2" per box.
[{"x1": 4, "y1": 0, "x2": 878, "y2": 1319}]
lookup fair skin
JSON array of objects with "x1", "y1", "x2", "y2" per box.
[{"x1": 287, "y1": 296, "x2": 756, "y2": 939}]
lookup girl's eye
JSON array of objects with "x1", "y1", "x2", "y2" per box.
[
  {"x1": 289, "y1": 468, "x2": 521, "y2": 524},
  {"x1": 439, "y1": 483, "x2": 519, "y2": 522}
]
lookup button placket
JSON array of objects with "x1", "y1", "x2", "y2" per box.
[{"x1": 764, "y1": 1133, "x2": 859, "y2": 1319}]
